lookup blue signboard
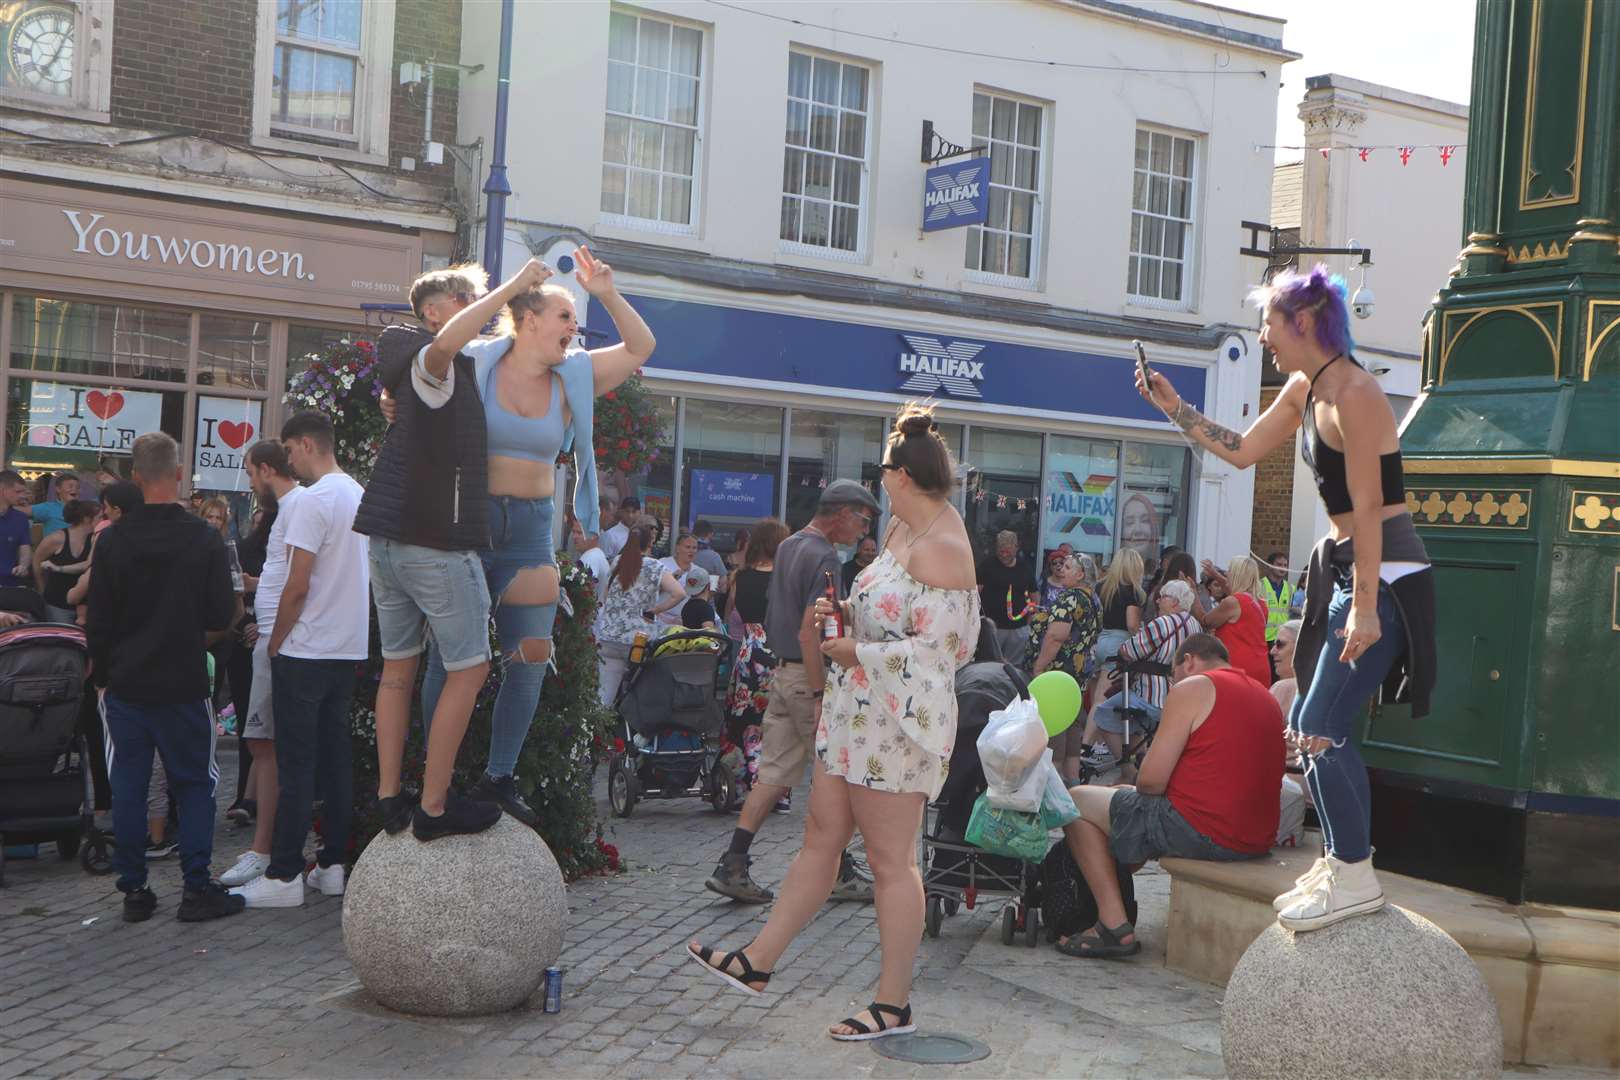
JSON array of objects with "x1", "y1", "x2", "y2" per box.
[
  {"x1": 921, "y1": 156, "x2": 990, "y2": 232},
  {"x1": 589, "y1": 295, "x2": 1207, "y2": 424},
  {"x1": 688, "y1": 469, "x2": 775, "y2": 523}
]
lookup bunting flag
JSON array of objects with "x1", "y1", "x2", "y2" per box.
[{"x1": 1260, "y1": 142, "x2": 1465, "y2": 168}]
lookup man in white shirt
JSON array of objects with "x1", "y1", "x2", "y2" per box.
[
  {"x1": 218, "y1": 441, "x2": 303, "y2": 892},
  {"x1": 570, "y1": 517, "x2": 612, "y2": 607},
  {"x1": 599, "y1": 496, "x2": 638, "y2": 561},
  {"x1": 233, "y1": 411, "x2": 369, "y2": 909}
]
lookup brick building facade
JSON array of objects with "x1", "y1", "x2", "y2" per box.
[{"x1": 1248, "y1": 386, "x2": 1295, "y2": 562}]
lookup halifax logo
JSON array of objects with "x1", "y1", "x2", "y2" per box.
[
  {"x1": 922, "y1": 157, "x2": 989, "y2": 231},
  {"x1": 898, "y1": 334, "x2": 987, "y2": 399}
]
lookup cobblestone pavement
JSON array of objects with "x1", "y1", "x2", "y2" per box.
[{"x1": 5, "y1": 743, "x2": 1550, "y2": 1080}]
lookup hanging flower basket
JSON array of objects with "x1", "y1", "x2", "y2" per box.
[
  {"x1": 591, "y1": 372, "x2": 665, "y2": 476},
  {"x1": 282, "y1": 339, "x2": 386, "y2": 485}
]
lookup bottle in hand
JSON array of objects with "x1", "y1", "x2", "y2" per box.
[{"x1": 822, "y1": 571, "x2": 843, "y2": 640}]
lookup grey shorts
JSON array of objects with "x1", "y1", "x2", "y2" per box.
[
  {"x1": 368, "y1": 536, "x2": 492, "y2": 671},
  {"x1": 242, "y1": 637, "x2": 274, "y2": 741},
  {"x1": 1107, "y1": 788, "x2": 1260, "y2": 866}
]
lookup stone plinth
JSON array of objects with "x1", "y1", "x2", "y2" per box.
[
  {"x1": 342, "y1": 815, "x2": 566, "y2": 1017},
  {"x1": 1222, "y1": 905, "x2": 1502, "y2": 1079}
]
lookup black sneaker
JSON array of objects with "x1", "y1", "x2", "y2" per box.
[
  {"x1": 146, "y1": 837, "x2": 178, "y2": 859},
  {"x1": 469, "y1": 774, "x2": 539, "y2": 830},
  {"x1": 121, "y1": 886, "x2": 157, "y2": 923},
  {"x1": 412, "y1": 791, "x2": 502, "y2": 842},
  {"x1": 377, "y1": 791, "x2": 419, "y2": 835},
  {"x1": 177, "y1": 882, "x2": 246, "y2": 922},
  {"x1": 704, "y1": 853, "x2": 774, "y2": 904},
  {"x1": 773, "y1": 795, "x2": 792, "y2": 815}
]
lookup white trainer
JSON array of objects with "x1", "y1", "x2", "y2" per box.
[
  {"x1": 1278, "y1": 855, "x2": 1384, "y2": 932},
  {"x1": 219, "y1": 850, "x2": 270, "y2": 888},
  {"x1": 1272, "y1": 856, "x2": 1330, "y2": 912},
  {"x1": 230, "y1": 872, "x2": 305, "y2": 909},
  {"x1": 306, "y1": 863, "x2": 346, "y2": 897}
]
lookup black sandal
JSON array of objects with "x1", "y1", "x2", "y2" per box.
[
  {"x1": 829, "y1": 1001, "x2": 915, "y2": 1042},
  {"x1": 686, "y1": 942, "x2": 772, "y2": 997},
  {"x1": 1056, "y1": 920, "x2": 1141, "y2": 959}
]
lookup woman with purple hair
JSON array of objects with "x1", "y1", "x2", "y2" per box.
[{"x1": 1135, "y1": 264, "x2": 1435, "y2": 932}]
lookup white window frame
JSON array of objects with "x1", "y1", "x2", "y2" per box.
[
  {"x1": 777, "y1": 47, "x2": 874, "y2": 264},
  {"x1": 598, "y1": 6, "x2": 707, "y2": 238},
  {"x1": 0, "y1": 0, "x2": 114, "y2": 122},
  {"x1": 1126, "y1": 124, "x2": 1201, "y2": 313},
  {"x1": 251, "y1": 0, "x2": 395, "y2": 165},
  {"x1": 963, "y1": 87, "x2": 1048, "y2": 292}
]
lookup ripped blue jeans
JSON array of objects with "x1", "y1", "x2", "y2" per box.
[
  {"x1": 1287, "y1": 580, "x2": 1405, "y2": 864},
  {"x1": 422, "y1": 495, "x2": 557, "y2": 779}
]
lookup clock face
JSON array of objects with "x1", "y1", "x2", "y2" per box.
[{"x1": 8, "y1": 3, "x2": 76, "y2": 97}]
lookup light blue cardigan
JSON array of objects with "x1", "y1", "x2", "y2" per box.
[{"x1": 473, "y1": 339, "x2": 601, "y2": 537}]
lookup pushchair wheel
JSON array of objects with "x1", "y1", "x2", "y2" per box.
[
  {"x1": 1024, "y1": 906, "x2": 1041, "y2": 948},
  {"x1": 53, "y1": 829, "x2": 81, "y2": 861},
  {"x1": 944, "y1": 897, "x2": 960, "y2": 917},
  {"x1": 708, "y1": 763, "x2": 739, "y2": 813},
  {"x1": 80, "y1": 835, "x2": 113, "y2": 875},
  {"x1": 925, "y1": 896, "x2": 943, "y2": 939},
  {"x1": 608, "y1": 755, "x2": 638, "y2": 818},
  {"x1": 1001, "y1": 906, "x2": 1017, "y2": 946}
]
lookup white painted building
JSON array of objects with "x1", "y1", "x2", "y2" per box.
[
  {"x1": 1276, "y1": 74, "x2": 1467, "y2": 566},
  {"x1": 459, "y1": 0, "x2": 1295, "y2": 572}
]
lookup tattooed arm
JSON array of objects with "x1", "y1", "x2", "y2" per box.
[{"x1": 1135, "y1": 367, "x2": 1308, "y2": 470}]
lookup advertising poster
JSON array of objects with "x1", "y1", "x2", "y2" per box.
[
  {"x1": 688, "y1": 469, "x2": 774, "y2": 525},
  {"x1": 194, "y1": 396, "x2": 262, "y2": 491},
  {"x1": 1042, "y1": 443, "x2": 1118, "y2": 565},
  {"x1": 25, "y1": 382, "x2": 163, "y2": 455}
]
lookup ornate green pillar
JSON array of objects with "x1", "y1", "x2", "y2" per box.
[{"x1": 1367, "y1": 0, "x2": 1619, "y2": 909}]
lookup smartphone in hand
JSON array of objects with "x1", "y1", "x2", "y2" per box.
[{"x1": 1134, "y1": 339, "x2": 1154, "y2": 386}]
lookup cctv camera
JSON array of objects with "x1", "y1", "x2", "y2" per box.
[
  {"x1": 1352, "y1": 284, "x2": 1376, "y2": 320},
  {"x1": 1370, "y1": 364, "x2": 1391, "y2": 376}
]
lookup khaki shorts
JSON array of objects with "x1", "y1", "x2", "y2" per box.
[{"x1": 756, "y1": 662, "x2": 820, "y2": 788}]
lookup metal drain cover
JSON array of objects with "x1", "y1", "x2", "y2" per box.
[{"x1": 874, "y1": 1033, "x2": 991, "y2": 1065}]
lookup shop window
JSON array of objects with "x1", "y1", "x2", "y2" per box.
[
  {"x1": 600, "y1": 9, "x2": 705, "y2": 232},
  {"x1": 964, "y1": 90, "x2": 1044, "y2": 285},
  {"x1": 780, "y1": 51, "x2": 872, "y2": 258},
  {"x1": 964, "y1": 426, "x2": 1041, "y2": 569},
  {"x1": 0, "y1": 0, "x2": 113, "y2": 121},
  {"x1": 198, "y1": 315, "x2": 270, "y2": 392},
  {"x1": 1120, "y1": 442, "x2": 1190, "y2": 568},
  {"x1": 252, "y1": 0, "x2": 395, "y2": 162},
  {"x1": 608, "y1": 393, "x2": 677, "y2": 556},
  {"x1": 5, "y1": 376, "x2": 186, "y2": 477},
  {"x1": 1128, "y1": 126, "x2": 1198, "y2": 308},
  {"x1": 286, "y1": 323, "x2": 365, "y2": 386},
  {"x1": 9, "y1": 295, "x2": 187, "y2": 384},
  {"x1": 679, "y1": 399, "x2": 782, "y2": 545},
  {"x1": 785, "y1": 409, "x2": 882, "y2": 532},
  {"x1": 1043, "y1": 435, "x2": 1119, "y2": 568}
]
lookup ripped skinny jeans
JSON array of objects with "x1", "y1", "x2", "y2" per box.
[
  {"x1": 422, "y1": 495, "x2": 557, "y2": 779},
  {"x1": 1287, "y1": 579, "x2": 1404, "y2": 864}
]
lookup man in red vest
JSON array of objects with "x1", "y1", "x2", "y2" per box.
[{"x1": 1056, "y1": 633, "x2": 1283, "y2": 958}]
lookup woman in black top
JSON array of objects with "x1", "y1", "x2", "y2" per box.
[
  {"x1": 724, "y1": 518, "x2": 789, "y2": 792},
  {"x1": 34, "y1": 500, "x2": 98, "y2": 623}
]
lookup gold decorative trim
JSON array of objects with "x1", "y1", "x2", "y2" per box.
[
  {"x1": 1584, "y1": 299, "x2": 1620, "y2": 380},
  {"x1": 1570, "y1": 228, "x2": 1620, "y2": 244},
  {"x1": 1406, "y1": 488, "x2": 1533, "y2": 529},
  {"x1": 1459, "y1": 231, "x2": 1508, "y2": 258},
  {"x1": 1438, "y1": 302, "x2": 1562, "y2": 384},
  {"x1": 1505, "y1": 239, "x2": 1568, "y2": 263},
  {"x1": 1568, "y1": 490, "x2": 1620, "y2": 534},
  {"x1": 1405, "y1": 458, "x2": 1620, "y2": 479},
  {"x1": 1519, "y1": 0, "x2": 1592, "y2": 210}
]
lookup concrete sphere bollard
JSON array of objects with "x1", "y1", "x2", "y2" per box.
[
  {"x1": 342, "y1": 815, "x2": 567, "y2": 1017},
  {"x1": 1223, "y1": 906, "x2": 1503, "y2": 1080}
]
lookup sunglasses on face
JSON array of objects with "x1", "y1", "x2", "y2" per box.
[{"x1": 879, "y1": 462, "x2": 902, "y2": 472}]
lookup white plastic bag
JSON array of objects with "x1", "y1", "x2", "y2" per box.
[
  {"x1": 985, "y1": 748, "x2": 1050, "y2": 813},
  {"x1": 977, "y1": 697, "x2": 1049, "y2": 798},
  {"x1": 1040, "y1": 764, "x2": 1080, "y2": 828}
]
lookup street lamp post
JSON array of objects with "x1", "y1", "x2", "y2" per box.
[{"x1": 480, "y1": 0, "x2": 515, "y2": 281}]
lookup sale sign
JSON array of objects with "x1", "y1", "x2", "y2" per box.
[
  {"x1": 194, "y1": 396, "x2": 262, "y2": 491},
  {"x1": 25, "y1": 382, "x2": 163, "y2": 454}
]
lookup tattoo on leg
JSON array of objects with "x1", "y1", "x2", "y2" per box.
[{"x1": 1174, "y1": 402, "x2": 1243, "y2": 453}]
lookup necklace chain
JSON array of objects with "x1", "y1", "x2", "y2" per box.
[{"x1": 901, "y1": 504, "x2": 950, "y2": 549}]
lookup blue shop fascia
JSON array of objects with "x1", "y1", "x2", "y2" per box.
[{"x1": 577, "y1": 240, "x2": 1257, "y2": 575}]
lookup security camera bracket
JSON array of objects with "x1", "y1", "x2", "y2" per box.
[{"x1": 1238, "y1": 221, "x2": 1372, "y2": 266}]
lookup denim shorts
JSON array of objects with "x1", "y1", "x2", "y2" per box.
[
  {"x1": 368, "y1": 536, "x2": 492, "y2": 671},
  {"x1": 481, "y1": 495, "x2": 559, "y2": 642},
  {"x1": 1108, "y1": 788, "x2": 1258, "y2": 865},
  {"x1": 1093, "y1": 690, "x2": 1161, "y2": 735}
]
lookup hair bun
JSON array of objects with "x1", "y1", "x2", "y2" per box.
[{"x1": 897, "y1": 408, "x2": 937, "y2": 438}]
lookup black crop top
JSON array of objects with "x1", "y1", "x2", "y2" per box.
[{"x1": 1301, "y1": 355, "x2": 1407, "y2": 516}]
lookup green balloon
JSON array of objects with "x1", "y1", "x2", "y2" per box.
[{"x1": 1029, "y1": 670, "x2": 1082, "y2": 737}]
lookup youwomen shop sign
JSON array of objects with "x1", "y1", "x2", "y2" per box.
[
  {"x1": 62, "y1": 210, "x2": 315, "y2": 281},
  {"x1": 590, "y1": 295, "x2": 1207, "y2": 424}
]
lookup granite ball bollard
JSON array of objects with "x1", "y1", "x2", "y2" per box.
[
  {"x1": 1223, "y1": 905, "x2": 1503, "y2": 1080},
  {"x1": 342, "y1": 815, "x2": 566, "y2": 1017}
]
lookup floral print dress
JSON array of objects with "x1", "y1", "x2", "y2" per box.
[{"x1": 816, "y1": 549, "x2": 981, "y2": 800}]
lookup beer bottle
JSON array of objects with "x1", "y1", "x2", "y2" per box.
[
  {"x1": 629, "y1": 631, "x2": 648, "y2": 665},
  {"x1": 822, "y1": 570, "x2": 843, "y2": 640}
]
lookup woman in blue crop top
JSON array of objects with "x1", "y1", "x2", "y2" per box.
[
  {"x1": 1133, "y1": 265, "x2": 1432, "y2": 939},
  {"x1": 420, "y1": 246, "x2": 656, "y2": 824}
]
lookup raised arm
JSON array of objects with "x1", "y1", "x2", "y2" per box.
[
  {"x1": 422, "y1": 258, "x2": 549, "y2": 377},
  {"x1": 1136, "y1": 368, "x2": 1308, "y2": 470},
  {"x1": 575, "y1": 246, "x2": 656, "y2": 395}
]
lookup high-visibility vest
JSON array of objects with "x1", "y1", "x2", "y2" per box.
[{"x1": 1259, "y1": 576, "x2": 1295, "y2": 641}]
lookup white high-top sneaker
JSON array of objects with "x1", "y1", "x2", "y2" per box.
[
  {"x1": 1278, "y1": 855, "x2": 1384, "y2": 931},
  {"x1": 1272, "y1": 856, "x2": 1330, "y2": 912}
]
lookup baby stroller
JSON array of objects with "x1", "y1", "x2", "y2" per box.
[
  {"x1": 1076, "y1": 654, "x2": 1167, "y2": 785},
  {"x1": 921, "y1": 618, "x2": 1046, "y2": 946},
  {"x1": 607, "y1": 628, "x2": 741, "y2": 817},
  {"x1": 0, "y1": 610, "x2": 112, "y2": 886}
]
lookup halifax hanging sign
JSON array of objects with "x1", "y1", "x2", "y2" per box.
[{"x1": 921, "y1": 157, "x2": 990, "y2": 232}]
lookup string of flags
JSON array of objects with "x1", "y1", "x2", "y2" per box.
[{"x1": 1260, "y1": 143, "x2": 1467, "y2": 166}]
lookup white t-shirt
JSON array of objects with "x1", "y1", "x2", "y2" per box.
[
  {"x1": 410, "y1": 337, "x2": 509, "y2": 409},
  {"x1": 600, "y1": 522, "x2": 629, "y2": 561},
  {"x1": 255, "y1": 486, "x2": 305, "y2": 633},
  {"x1": 278, "y1": 471, "x2": 370, "y2": 660},
  {"x1": 578, "y1": 546, "x2": 611, "y2": 605}
]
